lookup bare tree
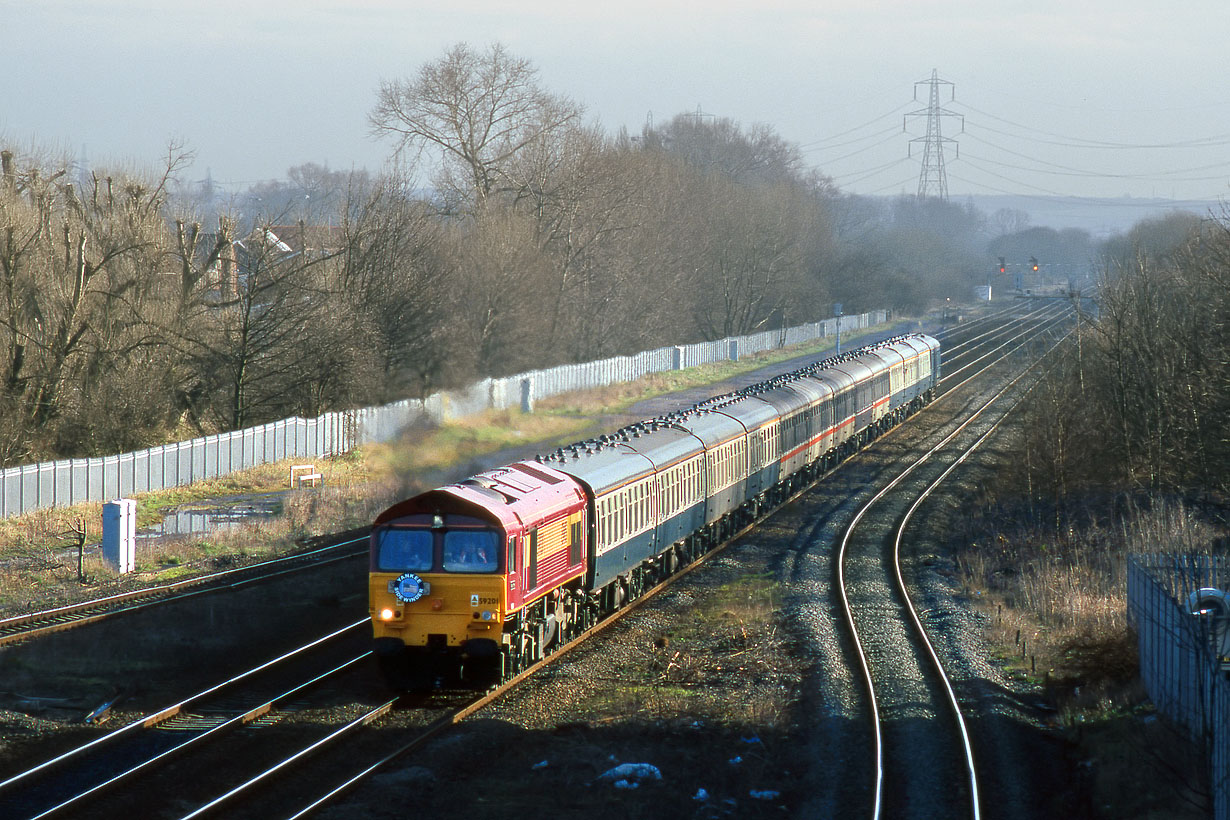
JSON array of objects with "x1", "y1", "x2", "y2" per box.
[
  {"x1": 369, "y1": 42, "x2": 581, "y2": 211},
  {"x1": 0, "y1": 146, "x2": 177, "y2": 463},
  {"x1": 691, "y1": 179, "x2": 810, "y2": 340},
  {"x1": 991, "y1": 207, "x2": 1030, "y2": 235},
  {"x1": 450, "y1": 204, "x2": 555, "y2": 376},
  {"x1": 339, "y1": 173, "x2": 457, "y2": 398},
  {"x1": 644, "y1": 114, "x2": 806, "y2": 187}
]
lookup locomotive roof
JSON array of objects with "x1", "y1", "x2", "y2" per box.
[{"x1": 374, "y1": 461, "x2": 583, "y2": 529}]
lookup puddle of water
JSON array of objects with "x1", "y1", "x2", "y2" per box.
[
  {"x1": 47, "y1": 494, "x2": 290, "y2": 570},
  {"x1": 138, "y1": 494, "x2": 286, "y2": 542}
]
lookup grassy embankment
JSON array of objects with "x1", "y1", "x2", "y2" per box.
[{"x1": 952, "y1": 477, "x2": 1219, "y2": 817}]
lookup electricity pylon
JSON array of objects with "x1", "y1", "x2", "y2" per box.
[{"x1": 904, "y1": 69, "x2": 963, "y2": 201}]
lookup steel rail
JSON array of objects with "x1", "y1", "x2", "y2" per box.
[
  {"x1": 935, "y1": 300, "x2": 1060, "y2": 360},
  {"x1": 187, "y1": 485, "x2": 791, "y2": 819},
  {"x1": 0, "y1": 618, "x2": 369, "y2": 794},
  {"x1": 12, "y1": 307, "x2": 1061, "y2": 818},
  {"x1": 885, "y1": 327, "x2": 1072, "y2": 820},
  {"x1": 26, "y1": 653, "x2": 372, "y2": 819},
  {"x1": 898, "y1": 326, "x2": 1073, "y2": 815},
  {"x1": 933, "y1": 300, "x2": 1060, "y2": 366},
  {"x1": 836, "y1": 316, "x2": 1073, "y2": 819},
  {"x1": 935, "y1": 306, "x2": 1069, "y2": 398},
  {"x1": 274, "y1": 306, "x2": 1073, "y2": 820},
  {"x1": 0, "y1": 536, "x2": 368, "y2": 646},
  {"x1": 208, "y1": 384, "x2": 958, "y2": 819}
]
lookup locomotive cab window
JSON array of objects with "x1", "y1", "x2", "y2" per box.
[
  {"x1": 375, "y1": 527, "x2": 432, "y2": 572},
  {"x1": 442, "y1": 530, "x2": 500, "y2": 573}
]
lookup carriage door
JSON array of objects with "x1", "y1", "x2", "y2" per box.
[{"x1": 528, "y1": 527, "x2": 539, "y2": 590}]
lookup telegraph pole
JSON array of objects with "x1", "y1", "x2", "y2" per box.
[{"x1": 904, "y1": 69, "x2": 963, "y2": 201}]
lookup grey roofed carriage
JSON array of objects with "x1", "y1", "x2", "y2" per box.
[
  {"x1": 538, "y1": 439, "x2": 654, "y2": 498},
  {"x1": 697, "y1": 392, "x2": 780, "y2": 431},
  {"x1": 617, "y1": 420, "x2": 707, "y2": 473},
  {"x1": 662, "y1": 408, "x2": 748, "y2": 525},
  {"x1": 729, "y1": 375, "x2": 830, "y2": 480},
  {"x1": 887, "y1": 334, "x2": 940, "y2": 407},
  {"x1": 538, "y1": 422, "x2": 708, "y2": 590}
]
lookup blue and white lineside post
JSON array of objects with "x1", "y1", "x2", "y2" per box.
[{"x1": 102, "y1": 499, "x2": 136, "y2": 574}]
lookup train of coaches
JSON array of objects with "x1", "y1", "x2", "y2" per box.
[{"x1": 368, "y1": 332, "x2": 941, "y2": 690}]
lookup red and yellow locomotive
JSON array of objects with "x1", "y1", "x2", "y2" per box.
[{"x1": 369, "y1": 461, "x2": 592, "y2": 689}]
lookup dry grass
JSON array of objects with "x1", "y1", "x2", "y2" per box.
[
  {"x1": 0, "y1": 453, "x2": 396, "y2": 615},
  {"x1": 956, "y1": 499, "x2": 1224, "y2": 723},
  {"x1": 588, "y1": 571, "x2": 791, "y2": 728}
]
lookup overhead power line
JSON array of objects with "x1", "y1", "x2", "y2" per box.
[
  {"x1": 805, "y1": 70, "x2": 1230, "y2": 200},
  {"x1": 958, "y1": 103, "x2": 1230, "y2": 150},
  {"x1": 801, "y1": 124, "x2": 902, "y2": 154},
  {"x1": 828, "y1": 157, "x2": 912, "y2": 187},
  {"x1": 798, "y1": 104, "x2": 913, "y2": 150},
  {"x1": 961, "y1": 138, "x2": 1230, "y2": 182}
]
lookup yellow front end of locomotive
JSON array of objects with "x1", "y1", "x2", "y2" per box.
[{"x1": 370, "y1": 572, "x2": 506, "y2": 648}]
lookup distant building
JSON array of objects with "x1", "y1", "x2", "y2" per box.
[{"x1": 201, "y1": 224, "x2": 346, "y2": 301}]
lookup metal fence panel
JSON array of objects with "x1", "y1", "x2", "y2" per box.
[
  {"x1": 117, "y1": 454, "x2": 134, "y2": 498},
  {"x1": 53, "y1": 459, "x2": 71, "y2": 506},
  {"x1": 37, "y1": 463, "x2": 54, "y2": 509},
  {"x1": 148, "y1": 447, "x2": 164, "y2": 492},
  {"x1": 1128, "y1": 554, "x2": 1230, "y2": 820},
  {"x1": 70, "y1": 459, "x2": 88, "y2": 506}
]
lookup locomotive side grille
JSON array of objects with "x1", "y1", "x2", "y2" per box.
[
  {"x1": 538, "y1": 517, "x2": 569, "y2": 558},
  {"x1": 537, "y1": 548, "x2": 569, "y2": 580}
]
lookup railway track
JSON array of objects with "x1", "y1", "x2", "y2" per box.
[
  {"x1": 834, "y1": 304, "x2": 1072, "y2": 819},
  {"x1": 0, "y1": 467, "x2": 795, "y2": 819},
  {"x1": 0, "y1": 620, "x2": 376, "y2": 818},
  {"x1": 0, "y1": 534, "x2": 368, "y2": 647},
  {"x1": 226, "y1": 304, "x2": 1079, "y2": 820}
]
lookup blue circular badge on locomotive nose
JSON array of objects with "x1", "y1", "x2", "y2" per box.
[{"x1": 393, "y1": 573, "x2": 427, "y2": 603}]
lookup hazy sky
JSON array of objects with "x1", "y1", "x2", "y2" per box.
[{"x1": 4, "y1": 1, "x2": 1229, "y2": 207}]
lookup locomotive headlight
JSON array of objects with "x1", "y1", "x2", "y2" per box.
[
  {"x1": 380, "y1": 608, "x2": 397, "y2": 621},
  {"x1": 481, "y1": 610, "x2": 494, "y2": 621}
]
